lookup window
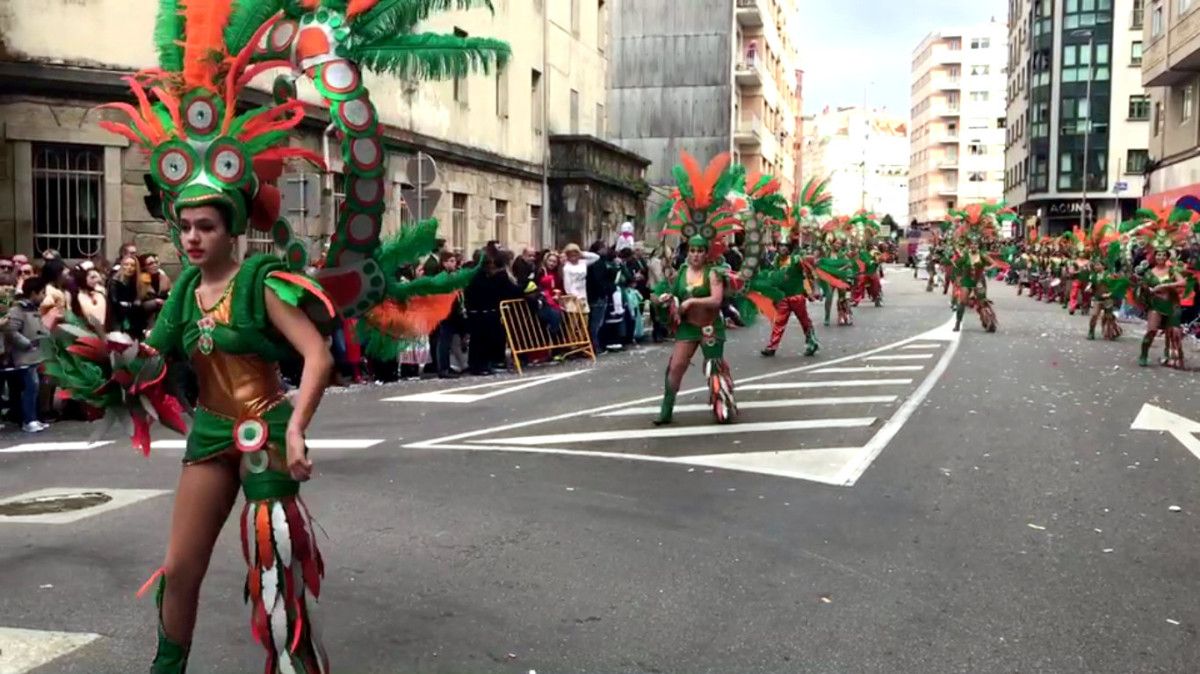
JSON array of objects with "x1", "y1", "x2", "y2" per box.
[
  {"x1": 598, "y1": 0, "x2": 607, "y2": 53},
  {"x1": 1129, "y1": 94, "x2": 1151, "y2": 119},
  {"x1": 1184, "y1": 85, "x2": 1195, "y2": 122},
  {"x1": 571, "y1": 0, "x2": 581, "y2": 35},
  {"x1": 1154, "y1": 100, "x2": 1164, "y2": 135},
  {"x1": 596, "y1": 102, "x2": 605, "y2": 136},
  {"x1": 1131, "y1": 41, "x2": 1143, "y2": 66},
  {"x1": 1063, "y1": 42, "x2": 1111, "y2": 83},
  {"x1": 493, "y1": 199, "x2": 508, "y2": 241},
  {"x1": 1182, "y1": 0, "x2": 1195, "y2": 14},
  {"x1": 452, "y1": 193, "x2": 468, "y2": 249},
  {"x1": 1153, "y1": 4, "x2": 1164, "y2": 36},
  {"x1": 1061, "y1": 96, "x2": 1092, "y2": 134},
  {"x1": 1126, "y1": 149, "x2": 1150, "y2": 174},
  {"x1": 531, "y1": 69, "x2": 543, "y2": 135},
  {"x1": 495, "y1": 65, "x2": 508, "y2": 118},
  {"x1": 970, "y1": 65, "x2": 991, "y2": 76},
  {"x1": 968, "y1": 171, "x2": 987, "y2": 182},
  {"x1": 1132, "y1": 0, "x2": 1144, "y2": 27},
  {"x1": 529, "y1": 204, "x2": 543, "y2": 249},
  {"x1": 1065, "y1": 0, "x2": 1115, "y2": 29},
  {"x1": 970, "y1": 38, "x2": 991, "y2": 49},
  {"x1": 969, "y1": 143, "x2": 986, "y2": 155},
  {"x1": 570, "y1": 89, "x2": 580, "y2": 133},
  {"x1": 1058, "y1": 152, "x2": 1075, "y2": 190},
  {"x1": 970, "y1": 90, "x2": 989, "y2": 102},
  {"x1": 453, "y1": 28, "x2": 469, "y2": 104},
  {"x1": 32, "y1": 143, "x2": 105, "y2": 259}
]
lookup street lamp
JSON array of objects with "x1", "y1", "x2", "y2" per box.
[{"x1": 1070, "y1": 28, "x2": 1094, "y2": 230}]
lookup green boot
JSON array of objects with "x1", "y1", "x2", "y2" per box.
[
  {"x1": 1087, "y1": 329, "x2": 1095, "y2": 340},
  {"x1": 1139, "y1": 336, "x2": 1152, "y2": 367},
  {"x1": 654, "y1": 369, "x2": 678, "y2": 426},
  {"x1": 150, "y1": 577, "x2": 189, "y2": 674},
  {"x1": 803, "y1": 331, "x2": 819, "y2": 357}
]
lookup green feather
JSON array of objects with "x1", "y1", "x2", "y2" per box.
[
  {"x1": 351, "y1": 33, "x2": 510, "y2": 80},
  {"x1": 355, "y1": 0, "x2": 496, "y2": 42},
  {"x1": 672, "y1": 165, "x2": 694, "y2": 202},
  {"x1": 377, "y1": 218, "x2": 440, "y2": 273},
  {"x1": 226, "y1": 0, "x2": 284, "y2": 54},
  {"x1": 389, "y1": 266, "x2": 478, "y2": 300},
  {"x1": 356, "y1": 319, "x2": 405, "y2": 361},
  {"x1": 712, "y1": 163, "x2": 745, "y2": 205},
  {"x1": 154, "y1": 0, "x2": 185, "y2": 71}
]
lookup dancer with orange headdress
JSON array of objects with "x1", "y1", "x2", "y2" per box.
[{"x1": 1124, "y1": 207, "x2": 1199, "y2": 368}]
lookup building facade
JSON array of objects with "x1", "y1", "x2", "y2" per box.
[
  {"x1": 804, "y1": 106, "x2": 910, "y2": 224},
  {"x1": 1004, "y1": 0, "x2": 1150, "y2": 235},
  {"x1": 607, "y1": 0, "x2": 802, "y2": 200},
  {"x1": 1141, "y1": 0, "x2": 1200, "y2": 208},
  {"x1": 910, "y1": 22, "x2": 1008, "y2": 225},
  {"x1": 0, "y1": 0, "x2": 646, "y2": 264}
]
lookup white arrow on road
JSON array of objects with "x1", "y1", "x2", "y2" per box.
[{"x1": 1131, "y1": 404, "x2": 1200, "y2": 460}]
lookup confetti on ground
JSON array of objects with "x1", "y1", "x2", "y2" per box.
[{"x1": 1027, "y1": 523, "x2": 1047, "y2": 531}]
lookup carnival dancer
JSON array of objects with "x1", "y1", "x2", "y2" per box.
[
  {"x1": 850, "y1": 212, "x2": 884, "y2": 307},
  {"x1": 816, "y1": 218, "x2": 857, "y2": 326},
  {"x1": 1126, "y1": 208, "x2": 1198, "y2": 367},
  {"x1": 1080, "y1": 221, "x2": 1128, "y2": 341},
  {"x1": 761, "y1": 179, "x2": 832, "y2": 357},
  {"x1": 42, "y1": 2, "x2": 509, "y2": 673},
  {"x1": 1066, "y1": 228, "x2": 1094, "y2": 315},
  {"x1": 948, "y1": 203, "x2": 1011, "y2": 332}
]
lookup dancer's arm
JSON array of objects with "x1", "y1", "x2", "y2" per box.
[{"x1": 266, "y1": 289, "x2": 333, "y2": 481}]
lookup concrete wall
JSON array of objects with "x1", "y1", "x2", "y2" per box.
[{"x1": 607, "y1": 0, "x2": 733, "y2": 185}]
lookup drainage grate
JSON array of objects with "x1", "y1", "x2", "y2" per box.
[{"x1": 0, "y1": 491, "x2": 114, "y2": 517}]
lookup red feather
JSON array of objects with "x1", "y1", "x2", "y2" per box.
[
  {"x1": 746, "y1": 291, "x2": 777, "y2": 324},
  {"x1": 365, "y1": 293, "x2": 460, "y2": 339},
  {"x1": 346, "y1": 0, "x2": 378, "y2": 17}
]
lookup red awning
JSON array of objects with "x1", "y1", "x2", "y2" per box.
[{"x1": 1141, "y1": 183, "x2": 1200, "y2": 210}]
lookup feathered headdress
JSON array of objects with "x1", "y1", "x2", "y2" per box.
[
  {"x1": 98, "y1": 1, "x2": 323, "y2": 242},
  {"x1": 948, "y1": 201, "x2": 1013, "y2": 245},
  {"x1": 1124, "y1": 206, "x2": 1197, "y2": 254},
  {"x1": 657, "y1": 151, "x2": 746, "y2": 252},
  {"x1": 795, "y1": 177, "x2": 833, "y2": 221}
]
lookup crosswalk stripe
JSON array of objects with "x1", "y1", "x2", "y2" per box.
[
  {"x1": 901, "y1": 343, "x2": 942, "y2": 349},
  {"x1": 741, "y1": 379, "x2": 913, "y2": 391},
  {"x1": 150, "y1": 439, "x2": 385, "y2": 450},
  {"x1": 490, "y1": 417, "x2": 876, "y2": 445},
  {"x1": 814, "y1": 365, "x2": 926, "y2": 374},
  {"x1": 864, "y1": 354, "x2": 934, "y2": 361},
  {"x1": 594, "y1": 395, "x2": 898, "y2": 417},
  {"x1": 0, "y1": 441, "x2": 113, "y2": 454},
  {"x1": 0, "y1": 626, "x2": 100, "y2": 673}
]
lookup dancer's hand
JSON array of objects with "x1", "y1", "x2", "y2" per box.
[{"x1": 285, "y1": 427, "x2": 313, "y2": 482}]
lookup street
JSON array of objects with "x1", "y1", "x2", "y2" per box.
[{"x1": 2, "y1": 269, "x2": 1199, "y2": 674}]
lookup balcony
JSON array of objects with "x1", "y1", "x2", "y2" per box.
[
  {"x1": 938, "y1": 105, "x2": 961, "y2": 117},
  {"x1": 938, "y1": 184, "x2": 959, "y2": 196},
  {"x1": 736, "y1": 0, "x2": 763, "y2": 27},
  {"x1": 735, "y1": 56, "x2": 763, "y2": 88},
  {"x1": 939, "y1": 156, "x2": 960, "y2": 169},
  {"x1": 735, "y1": 115, "x2": 764, "y2": 149},
  {"x1": 939, "y1": 133, "x2": 960, "y2": 144},
  {"x1": 1143, "y1": 9, "x2": 1200, "y2": 87},
  {"x1": 937, "y1": 77, "x2": 962, "y2": 90}
]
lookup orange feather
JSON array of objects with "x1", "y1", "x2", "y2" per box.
[
  {"x1": 255, "y1": 503, "x2": 273, "y2": 569},
  {"x1": 346, "y1": 0, "x2": 378, "y2": 17},
  {"x1": 695, "y1": 153, "x2": 731, "y2": 209},
  {"x1": 746, "y1": 291, "x2": 777, "y2": 324},
  {"x1": 679, "y1": 151, "x2": 703, "y2": 201},
  {"x1": 366, "y1": 294, "x2": 460, "y2": 339},
  {"x1": 180, "y1": 0, "x2": 234, "y2": 89}
]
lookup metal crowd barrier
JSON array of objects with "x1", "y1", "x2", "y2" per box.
[{"x1": 499, "y1": 295, "x2": 596, "y2": 375}]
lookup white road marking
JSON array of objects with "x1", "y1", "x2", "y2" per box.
[
  {"x1": 490, "y1": 418, "x2": 876, "y2": 446},
  {"x1": 406, "y1": 319, "x2": 961, "y2": 485},
  {"x1": 742, "y1": 379, "x2": 913, "y2": 391},
  {"x1": 834, "y1": 318, "x2": 961, "y2": 485},
  {"x1": 0, "y1": 626, "x2": 100, "y2": 674},
  {"x1": 406, "y1": 327, "x2": 927, "y2": 450},
  {"x1": 594, "y1": 396, "x2": 897, "y2": 417},
  {"x1": 813, "y1": 365, "x2": 926, "y2": 373},
  {"x1": 681, "y1": 447, "x2": 865, "y2": 485},
  {"x1": 864, "y1": 354, "x2": 934, "y2": 361},
  {"x1": 0, "y1": 488, "x2": 170, "y2": 525},
  {"x1": 381, "y1": 370, "x2": 586, "y2": 403},
  {"x1": 1131, "y1": 404, "x2": 1200, "y2": 460},
  {"x1": 901, "y1": 343, "x2": 942, "y2": 350},
  {"x1": 149, "y1": 439, "x2": 384, "y2": 450},
  {"x1": 0, "y1": 441, "x2": 113, "y2": 454}
]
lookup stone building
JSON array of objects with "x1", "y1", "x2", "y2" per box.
[{"x1": 0, "y1": 0, "x2": 649, "y2": 266}]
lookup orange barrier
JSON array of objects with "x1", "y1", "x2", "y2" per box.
[{"x1": 499, "y1": 295, "x2": 596, "y2": 374}]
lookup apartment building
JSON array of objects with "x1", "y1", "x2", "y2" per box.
[
  {"x1": 805, "y1": 106, "x2": 910, "y2": 223},
  {"x1": 608, "y1": 0, "x2": 802, "y2": 199},
  {"x1": 909, "y1": 22, "x2": 1008, "y2": 225},
  {"x1": 0, "y1": 0, "x2": 648, "y2": 261},
  {"x1": 1141, "y1": 0, "x2": 1200, "y2": 208},
  {"x1": 1004, "y1": 0, "x2": 1150, "y2": 235}
]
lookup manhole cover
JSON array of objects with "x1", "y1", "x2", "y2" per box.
[{"x1": 0, "y1": 491, "x2": 113, "y2": 516}]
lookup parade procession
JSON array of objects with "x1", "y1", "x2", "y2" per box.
[{"x1": 4, "y1": 0, "x2": 1200, "y2": 673}]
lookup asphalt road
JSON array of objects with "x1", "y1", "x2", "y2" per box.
[{"x1": 2, "y1": 268, "x2": 1199, "y2": 674}]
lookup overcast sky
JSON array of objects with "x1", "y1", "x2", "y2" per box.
[{"x1": 796, "y1": 0, "x2": 1008, "y2": 116}]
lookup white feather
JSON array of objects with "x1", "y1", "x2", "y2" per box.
[
  {"x1": 306, "y1": 588, "x2": 327, "y2": 674},
  {"x1": 261, "y1": 566, "x2": 278, "y2": 621},
  {"x1": 243, "y1": 504, "x2": 256, "y2": 564},
  {"x1": 270, "y1": 593, "x2": 297, "y2": 674},
  {"x1": 272, "y1": 502, "x2": 292, "y2": 568}
]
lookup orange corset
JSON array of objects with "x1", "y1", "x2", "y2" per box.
[{"x1": 191, "y1": 349, "x2": 287, "y2": 420}]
